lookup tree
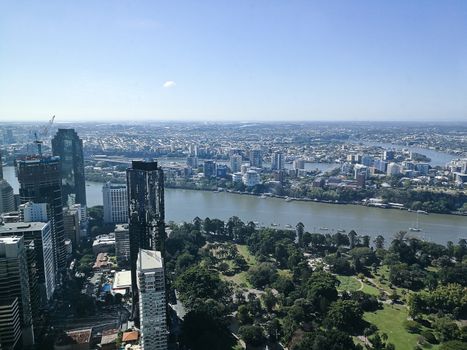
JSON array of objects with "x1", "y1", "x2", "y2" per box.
[
  {"x1": 237, "y1": 304, "x2": 252, "y2": 325},
  {"x1": 374, "y1": 235, "x2": 385, "y2": 249},
  {"x1": 305, "y1": 271, "x2": 339, "y2": 313},
  {"x1": 238, "y1": 325, "x2": 266, "y2": 347},
  {"x1": 348, "y1": 230, "x2": 357, "y2": 249},
  {"x1": 181, "y1": 310, "x2": 235, "y2": 350},
  {"x1": 193, "y1": 216, "x2": 202, "y2": 231},
  {"x1": 262, "y1": 289, "x2": 277, "y2": 312},
  {"x1": 324, "y1": 300, "x2": 364, "y2": 333},
  {"x1": 362, "y1": 235, "x2": 370, "y2": 248},
  {"x1": 247, "y1": 262, "x2": 277, "y2": 288},
  {"x1": 292, "y1": 329, "x2": 359, "y2": 350},
  {"x1": 296, "y1": 222, "x2": 305, "y2": 247},
  {"x1": 175, "y1": 265, "x2": 231, "y2": 310}
]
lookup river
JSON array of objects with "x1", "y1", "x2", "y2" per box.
[{"x1": 3, "y1": 166, "x2": 466, "y2": 245}]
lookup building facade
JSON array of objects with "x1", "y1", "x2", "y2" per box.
[
  {"x1": 16, "y1": 156, "x2": 65, "y2": 277},
  {"x1": 51, "y1": 128, "x2": 87, "y2": 206},
  {"x1": 0, "y1": 222, "x2": 55, "y2": 303},
  {"x1": 127, "y1": 160, "x2": 165, "y2": 326},
  {"x1": 0, "y1": 236, "x2": 34, "y2": 347},
  {"x1": 137, "y1": 249, "x2": 167, "y2": 350},
  {"x1": 0, "y1": 152, "x2": 14, "y2": 215},
  {"x1": 114, "y1": 224, "x2": 130, "y2": 268},
  {"x1": 0, "y1": 298, "x2": 22, "y2": 350},
  {"x1": 103, "y1": 182, "x2": 128, "y2": 224}
]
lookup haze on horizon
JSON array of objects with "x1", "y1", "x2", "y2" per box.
[{"x1": 0, "y1": 1, "x2": 466, "y2": 122}]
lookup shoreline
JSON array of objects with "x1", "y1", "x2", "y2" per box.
[{"x1": 85, "y1": 177, "x2": 466, "y2": 217}]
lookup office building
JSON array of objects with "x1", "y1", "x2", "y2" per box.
[
  {"x1": 242, "y1": 170, "x2": 261, "y2": 187},
  {"x1": 127, "y1": 160, "x2": 165, "y2": 326},
  {"x1": 293, "y1": 159, "x2": 305, "y2": 170},
  {"x1": 271, "y1": 152, "x2": 284, "y2": 170},
  {"x1": 249, "y1": 149, "x2": 262, "y2": 168},
  {"x1": 0, "y1": 298, "x2": 21, "y2": 350},
  {"x1": 0, "y1": 236, "x2": 34, "y2": 346},
  {"x1": 216, "y1": 164, "x2": 228, "y2": 178},
  {"x1": 0, "y1": 152, "x2": 14, "y2": 215},
  {"x1": 63, "y1": 207, "x2": 80, "y2": 247},
  {"x1": 0, "y1": 222, "x2": 55, "y2": 303},
  {"x1": 383, "y1": 150, "x2": 395, "y2": 161},
  {"x1": 18, "y1": 202, "x2": 48, "y2": 223},
  {"x1": 203, "y1": 160, "x2": 216, "y2": 178},
  {"x1": 186, "y1": 155, "x2": 198, "y2": 169},
  {"x1": 387, "y1": 162, "x2": 402, "y2": 176},
  {"x1": 114, "y1": 224, "x2": 130, "y2": 268},
  {"x1": 137, "y1": 249, "x2": 167, "y2": 350},
  {"x1": 102, "y1": 182, "x2": 128, "y2": 224},
  {"x1": 16, "y1": 156, "x2": 65, "y2": 276},
  {"x1": 51, "y1": 129, "x2": 87, "y2": 206},
  {"x1": 230, "y1": 154, "x2": 242, "y2": 173}
]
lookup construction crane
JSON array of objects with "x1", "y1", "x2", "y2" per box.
[{"x1": 33, "y1": 115, "x2": 55, "y2": 156}]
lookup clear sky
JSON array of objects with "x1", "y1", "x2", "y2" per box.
[{"x1": 1, "y1": 0, "x2": 466, "y2": 122}]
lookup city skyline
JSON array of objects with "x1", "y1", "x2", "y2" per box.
[{"x1": 1, "y1": 1, "x2": 466, "y2": 122}]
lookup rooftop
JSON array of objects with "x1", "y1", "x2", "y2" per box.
[
  {"x1": 121, "y1": 330, "x2": 139, "y2": 342},
  {"x1": 65, "y1": 328, "x2": 92, "y2": 345},
  {"x1": 0, "y1": 222, "x2": 49, "y2": 234},
  {"x1": 138, "y1": 249, "x2": 163, "y2": 270},
  {"x1": 113, "y1": 270, "x2": 132, "y2": 289}
]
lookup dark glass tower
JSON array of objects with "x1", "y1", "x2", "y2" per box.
[
  {"x1": 126, "y1": 160, "x2": 165, "y2": 325},
  {"x1": 52, "y1": 129, "x2": 86, "y2": 206},
  {"x1": 16, "y1": 156, "x2": 66, "y2": 277}
]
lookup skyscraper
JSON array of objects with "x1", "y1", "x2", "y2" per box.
[
  {"x1": 52, "y1": 129, "x2": 86, "y2": 206},
  {"x1": 249, "y1": 149, "x2": 262, "y2": 168},
  {"x1": 16, "y1": 156, "x2": 66, "y2": 277},
  {"x1": 0, "y1": 298, "x2": 22, "y2": 350},
  {"x1": 137, "y1": 249, "x2": 167, "y2": 350},
  {"x1": 230, "y1": 154, "x2": 242, "y2": 173},
  {"x1": 271, "y1": 151, "x2": 284, "y2": 170},
  {"x1": 0, "y1": 151, "x2": 14, "y2": 214},
  {"x1": 0, "y1": 236, "x2": 34, "y2": 347},
  {"x1": 103, "y1": 182, "x2": 128, "y2": 224},
  {"x1": 127, "y1": 160, "x2": 165, "y2": 325},
  {"x1": 0, "y1": 222, "x2": 55, "y2": 303}
]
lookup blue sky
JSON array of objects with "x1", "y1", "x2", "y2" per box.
[{"x1": 1, "y1": 0, "x2": 466, "y2": 122}]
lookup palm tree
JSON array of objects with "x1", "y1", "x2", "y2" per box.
[
  {"x1": 296, "y1": 222, "x2": 305, "y2": 247},
  {"x1": 374, "y1": 235, "x2": 385, "y2": 249},
  {"x1": 348, "y1": 230, "x2": 357, "y2": 249}
]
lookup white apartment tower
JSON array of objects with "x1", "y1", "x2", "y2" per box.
[
  {"x1": 137, "y1": 249, "x2": 167, "y2": 350},
  {"x1": 102, "y1": 182, "x2": 128, "y2": 224}
]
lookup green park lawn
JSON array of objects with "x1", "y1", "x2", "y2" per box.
[
  {"x1": 337, "y1": 275, "x2": 362, "y2": 292},
  {"x1": 364, "y1": 304, "x2": 439, "y2": 350},
  {"x1": 236, "y1": 244, "x2": 257, "y2": 266}
]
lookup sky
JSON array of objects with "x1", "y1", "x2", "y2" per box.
[{"x1": 0, "y1": 0, "x2": 466, "y2": 122}]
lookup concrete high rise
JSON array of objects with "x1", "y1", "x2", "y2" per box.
[
  {"x1": 137, "y1": 249, "x2": 167, "y2": 350},
  {"x1": 249, "y1": 149, "x2": 262, "y2": 168},
  {"x1": 271, "y1": 151, "x2": 284, "y2": 170},
  {"x1": 127, "y1": 160, "x2": 165, "y2": 326},
  {"x1": 52, "y1": 129, "x2": 87, "y2": 206},
  {"x1": 0, "y1": 298, "x2": 22, "y2": 350},
  {"x1": 0, "y1": 222, "x2": 55, "y2": 303},
  {"x1": 103, "y1": 182, "x2": 128, "y2": 224},
  {"x1": 230, "y1": 154, "x2": 242, "y2": 173},
  {"x1": 0, "y1": 152, "x2": 14, "y2": 215},
  {"x1": 114, "y1": 224, "x2": 130, "y2": 268},
  {"x1": 16, "y1": 156, "x2": 66, "y2": 277},
  {"x1": 0, "y1": 236, "x2": 34, "y2": 347}
]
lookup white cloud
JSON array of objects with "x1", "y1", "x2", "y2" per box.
[{"x1": 163, "y1": 81, "x2": 176, "y2": 88}]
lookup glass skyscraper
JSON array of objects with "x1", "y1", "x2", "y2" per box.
[
  {"x1": 16, "y1": 156, "x2": 66, "y2": 277},
  {"x1": 52, "y1": 129, "x2": 86, "y2": 206},
  {"x1": 126, "y1": 160, "x2": 165, "y2": 326}
]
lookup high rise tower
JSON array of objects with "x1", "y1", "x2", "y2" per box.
[
  {"x1": 137, "y1": 249, "x2": 167, "y2": 350},
  {"x1": 16, "y1": 156, "x2": 65, "y2": 277},
  {"x1": 52, "y1": 129, "x2": 86, "y2": 206},
  {"x1": 0, "y1": 151, "x2": 14, "y2": 214},
  {"x1": 126, "y1": 160, "x2": 165, "y2": 325},
  {"x1": 0, "y1": 236, "x2": 34, "y2": 347}
]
